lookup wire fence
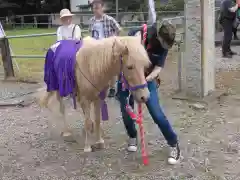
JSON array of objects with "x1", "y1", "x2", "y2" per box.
[
  {"x1": 0, "y1": 15, "x2": 185, "y2": 81},
  {"x1": 2, "y1": 16, "x2": 184, "y2": 58},
  {"x1": 0, "y1": 11, "x2": 183, "y2": 29},
  {"x1": 0, "y1": 8, "x2": 220, "y2": 81}
]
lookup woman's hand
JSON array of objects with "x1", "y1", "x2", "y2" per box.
[{"x1": 146, "y1": 66, "x2": 162, "y2": 81}]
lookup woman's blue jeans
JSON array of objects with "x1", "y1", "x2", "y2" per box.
[{"x1": 117, "y1": 80, "x2": 178, "y2": 147}]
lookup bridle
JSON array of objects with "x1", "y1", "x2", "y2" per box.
[
  {"x1": 120, "y1": 23, "x2": 149, "y2": 92},
  {"x1": 119, "y1": 58, "x2": 148, "y2": 92}
]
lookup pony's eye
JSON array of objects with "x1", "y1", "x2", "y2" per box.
[{"x1": 127, "y1": 65, "x2": 134, "y2": 70}]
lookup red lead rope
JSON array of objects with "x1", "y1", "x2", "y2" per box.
[
  {"x1": 125, "y1": 104, "x2": 149, "y2": 165},
  {"x1": 125, "y1": 24, "x2": 149, "y2": 165}
]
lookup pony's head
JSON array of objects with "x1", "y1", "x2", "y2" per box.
[{"x1": 113, "y1": 36, "x2": 151, "y2": 103}]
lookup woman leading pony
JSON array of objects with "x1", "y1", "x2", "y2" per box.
[{"x1": 117, "y1": 0, "x2": 180, "y2": 165}]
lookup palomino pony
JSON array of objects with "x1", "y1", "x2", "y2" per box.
[{"x1": 40, "y1": 36, "x2": 151, "y2": 152}]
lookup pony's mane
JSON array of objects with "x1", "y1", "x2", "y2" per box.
[
  {"x1": 119, "y1": 36, "x2": 150, "y2": 67},
  {"x1": 77, "y1": 36, "x2": 118, "y2": 79},
  {"x1": 77, "y1": 36, "x2": 150, "y2": 81}
]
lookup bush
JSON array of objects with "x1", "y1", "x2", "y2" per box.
[{"x1": 156, "y1": 0, "x2": 184, "y2": 11}]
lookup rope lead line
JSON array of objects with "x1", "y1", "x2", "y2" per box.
[{"x1": 123, "y1": 24, "x2": 149, "y2": 165}]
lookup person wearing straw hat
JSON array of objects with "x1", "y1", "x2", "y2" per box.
[{"x1": 57, "y1": 9, "x2": 82, "y2": 41}]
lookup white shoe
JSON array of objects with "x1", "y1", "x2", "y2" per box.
[
  {"x1": 168, "y1": 143, "x2": 180, "y2": 165},
  {"x1": 127, "y1": 138, "x2": 138, "y2": 152}
]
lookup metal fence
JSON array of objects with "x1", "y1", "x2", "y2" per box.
[
  {"x1": 0, "y1": 16, "x2": 185, "y2": 84},
  {"x1": 3, "y1": 16, "x2": 184, "y2": 59},
  {"x1": 0, "y1": 11, "x2": 183, "y2": 29},
  {"x1": 0, "y1": 8, "x2": 222, "y2": 87}
]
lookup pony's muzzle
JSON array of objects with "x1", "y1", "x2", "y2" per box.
[
  {"x1": 133, "y1": 88, "x2": 150, "y2": 103},
  {"x1": 140, "y1": 96, "x2": 148, "y2": 103}
]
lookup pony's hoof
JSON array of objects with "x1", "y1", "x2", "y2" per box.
[
  {"x1": 96, "y1": 139, "x2": 104, "y2": 147},
  {"x1": 91, "y1": 140, "x2": 105, "y2": 151},
  {"x1": 61, "y1": 132, "x2": 76, "y2": 142},
  {"x1": 95, "y1": 142, "x2": 105, "y2": 149},
  {"x1": 84, "y1": 146, "x2": 92, "y2": 152}
]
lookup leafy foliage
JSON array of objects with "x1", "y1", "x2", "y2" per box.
[{"x1": 0, "y1": 0, "x2": 184, "y2": 17}]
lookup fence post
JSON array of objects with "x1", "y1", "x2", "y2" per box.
[
  {"x1": 5, "y1": 17, "x2": 8, "y2": 24},
  {"x1": 34, "y1": 16, "x2": 37, "y2": 28},
  {"x1": 21, "y1": 16, "x2": 24, "y2": 28},
  {"x1": 48, "y1": 15, "x2": 51, "y2": 28},
  {"x1": 0, "y1": 38, "x2": 15, "y2": 79}
]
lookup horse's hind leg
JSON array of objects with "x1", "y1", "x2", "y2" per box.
[
  {"x1": 93, "y1": 100, "x2": 104, "y2": 149},
  {"x1": 81, "y1": 101, "x2": 94, "y2": 152},
  {"x1": 56, "y1": 92, "x2": 74, "y2": 140}
]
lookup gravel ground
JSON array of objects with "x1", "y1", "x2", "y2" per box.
[
  {"x1": 0, "y1": 47, "x2": 240, "y2": 179},
  {"x1": 215, "y1": 46, "x2": 240, "y2": 71}
]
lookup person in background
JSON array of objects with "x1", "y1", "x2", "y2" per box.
[
  {"x1": 57, "y1": 9, "x2": 81, "y2": 41},
  {"x1": 232, "y1": 0, "x2": 240, "y2": 39},
  {"x1": 89, "y1": 0, "x2": 121, "y2": 98},
  {"x1": 220, "y1": 0, "x2": 238, "y2": 58}
]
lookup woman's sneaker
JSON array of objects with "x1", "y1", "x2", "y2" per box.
[
  {"x1": 168, "y1": 143, "x2": 180, "y2": 165},
  {"x1": 127, "y1": 138, "x2": 137, "y2": 152}
]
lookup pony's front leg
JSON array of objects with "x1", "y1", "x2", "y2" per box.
[
  {"x1": 81, "y1": 101, "x2": 94, "y2": 152},
  {"x1": 93, "y1": 100, "x2": 104, "y2": 148},
  {"x1": 56, "y1": 92, "x2": 73, "y2": 140},
  {"x1": 40, "y1": 91, "x2": 54, "y2": 108}
]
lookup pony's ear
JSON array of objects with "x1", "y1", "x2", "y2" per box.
[{"x1": 112, "y1": 38, "x2": 128, "y2": 56}]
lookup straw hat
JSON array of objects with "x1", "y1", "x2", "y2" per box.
[{"x1": 60, "y1": 9, "x2": 74, "y2": 18}]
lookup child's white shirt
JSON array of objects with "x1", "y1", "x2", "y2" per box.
[{"x1": 57, "y1": 24, "x2": 81, "y2": 41}]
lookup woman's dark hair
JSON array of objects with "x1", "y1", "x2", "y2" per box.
[{"x1": 158, "y1": 21, "x2": 176, "y2": 47}]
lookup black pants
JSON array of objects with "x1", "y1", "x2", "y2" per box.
[
  {"x1": 233, "y1": 27, "x2": 237, "y2": 37},
  {"x1": 222, "y1": 19, "x2": 234, "y2": 55}
]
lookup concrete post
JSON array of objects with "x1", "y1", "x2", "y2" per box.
[{"x1": 181, "y1": 0, "x2": 215, "y2": 97}]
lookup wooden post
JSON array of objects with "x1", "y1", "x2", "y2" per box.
[
  {"x1": 34, "y1": 16, "x2": 37, "y2": 28},
  {"x1": 115, "y1": 0, "x2": 119, "y2": 21},
  {"x1": 48, "y1": 15, "x2": 51, "y2": 28},
  {"x1": 0, "y1": 38, "x2": 15, "y2": 79},
  {"x1": 21, "y1": 16, "x2": 24, "y2": 28}
]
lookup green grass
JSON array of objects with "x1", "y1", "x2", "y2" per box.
[
  {"x1": 2, "y1": 27, "x2": 129, "y2": 81},
  {"x1": 3, "y1": 28, "x2": 93, "y2": 81},
  {"x1": 2, "y1": 27, "x2": 179, "y2": 81},
  {"x1": 4, "y1": 28, "x2": 57, "y2": 80},
  {"x1": 0, "y1": 28, "x2": 182, "y2": 80}
]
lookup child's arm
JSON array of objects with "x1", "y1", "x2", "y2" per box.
[{"x1": 57, "y1": 27, "x2": 62, "y2": 41}]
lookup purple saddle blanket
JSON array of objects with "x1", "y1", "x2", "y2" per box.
[{"x1": 44, "y1": 40, "x2": 82, "y2": 98}]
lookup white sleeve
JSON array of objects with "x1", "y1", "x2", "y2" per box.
[
  {"x1": 57, "y1": 27, "x2": 62, "y2": 41},
  {"x1": 73, "y1": 25, "x2": 81, "y2": 40},
  {"x1": 148, "y1": 0, "x2": 156, "y2": 25}
]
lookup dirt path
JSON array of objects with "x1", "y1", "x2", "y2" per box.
[{"x1": 1, "y1": 47, "x2": 240, "y2": 179}]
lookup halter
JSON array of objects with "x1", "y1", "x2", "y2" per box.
[
  {"x1": 119, "y1": 58, "x2": 148, "y2": 91},
  {"x1": 120, "y1": 24, "x2": 148, "y2": 92}
]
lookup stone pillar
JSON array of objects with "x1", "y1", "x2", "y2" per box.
[{"x1": 181, "y1": 0, "x2": 215, "y2": 97}]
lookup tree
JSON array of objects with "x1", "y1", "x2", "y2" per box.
[
  {"x1": 104, "y1": 0, "x2": 142, "y2": 12},
  {"x1": 0, "y1": 0, "x2": 19, "y2": 16}
]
